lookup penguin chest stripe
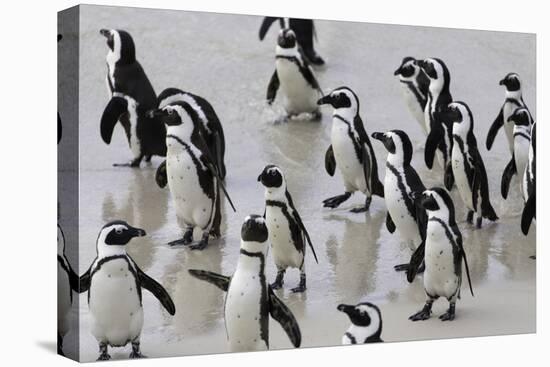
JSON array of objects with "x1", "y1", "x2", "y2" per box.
[
  {"x1": 89, "y1": 255, "x2": 142, "y2": 305},
  {"x1": 266, "y1": 200, "x2": 304, "y2": 254},
  {"x1": 386, "y1": 162, "x2": 416, "y2": 219},
  {"x1": 334, "y1": 115, "x2": 363, "y2": 162},
  {"x1": 427, "y1": 218, "x2": 461, "y2": 276}
]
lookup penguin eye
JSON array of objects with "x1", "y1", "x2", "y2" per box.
[
  {"x1": 115, "y1": 228, "x2": 123, "y2": 234},
  {"x1": 167, "y1": 109, "x2": 174, "y2": 116}
]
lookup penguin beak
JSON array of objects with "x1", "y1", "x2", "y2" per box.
[
  {"x1": 58, "y1": 34, "x2": 63, "y2": 42},
  {"x1": 499, "y1": 79, "x2": 505, "y2": 86},
  {"x1": 147, "y1": 109, "x2": 166, "y2": 119},
  {"x1": 129, "y1": 226, "x2": 146, "y2": 238},
  {"x1": 371, "y1": 132, "x2": 385, "y2": 142},
  {"x1": 257, "y1": 173, "x2": 263, "y2": 182},
  {"x1": 317, "y1": 95, "x2": 332, "y2": 106},
  {"x1": 100, "y1": 29, "x2": 110, "y2": 38},
  {"x1": 506, "y1": 115, "x2": 515, "y2": 123},
  {"x1": 337, "y1": 304, "x2": 355, "y2": 316},
  {"x1": 393, "y1": 67, "x2": 401, "y2": 76}
]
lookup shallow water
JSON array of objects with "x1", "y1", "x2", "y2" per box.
[{"x1": 58, "y1": 5, "x2": 535, "y2": 361}]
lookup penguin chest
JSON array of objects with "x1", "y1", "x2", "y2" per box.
[
  {"x1": 424, "y1": 224, "x2": 459, "y2": 299},
  {"x1": 276, "y1": 59, "x2": 317, "y2": 114},
  {"x1": 452, "y1": 146, "x2": 475, "y2": 210},
  {"x1": 265, "y1": 205, "x2": 303, "y2": 269},
  {"x1": 89, "y1": 259, "x2": 143, "y2": 346},
  {"x1": 57, "y1": 262, "x2": 72, "y2": 336},
  {"x1": 514, "y1": 136, "x2": 530, "y2": 190},
  {"x1": 331, "y1": 124, "x2": 365, "y2": 192},
  {"x1": 225, "y1": 268, "x2": 267, "y2": 352},
  {"x1": 502, "y1": 103, "x2": 517, "y2": 152},
  {"x1": 399, "y1": 83, "x2": 425, "y2": 129}
]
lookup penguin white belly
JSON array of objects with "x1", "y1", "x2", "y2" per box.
[
  {"x1": 57, "y1": 264, "x2": 72, "y2": 337},
  {"x1": 514, "y1": 139, "x2": 530, "y2": 195},
  {"x1": 503, "y1": 103, "x2": 517, "y2": 154},
  {"x1": 424, "y1": 224, "x2": 459, "y2": 299},
  {"x1": 128, "y1": 107, "x2": 141, "y2": 159},
  {"x1": 399, "y1": 83, "x2": 425, "y2": 131},
  {"x1": 276, "y1": 59, "x2": 317, "y2": 114},
  {"x1": 166, "y1": 144, "x2": 213, "y2": 229},
  {"x1": 331, "y1": 124, "x2": 366, "y2": 193},
  {"x1": 225, "y1": 267, "x2": 267, "y2": 352},
  {"x1": 452, "y1": 147, "x2": 474, "y2": 210},
  {"x1": 265, "y1": 206, "x2": 303, "y2": 269},
  {"x1": 89, "y1": 259, "x2": 143, "y2": 346}
]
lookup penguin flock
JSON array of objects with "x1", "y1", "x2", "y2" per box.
[{"x1": 57, "y1": 17, "x2": 536, "y2": 360}]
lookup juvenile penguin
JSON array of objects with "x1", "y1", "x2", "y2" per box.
[
  {"x1": 371, "y1": 130, "x2": 427, "y2": 271},
  {"x1": 522, "y1": 122, "x2": 536, "y2": 236},
  {"x1": 394, "y1": 57, "x2": 430, "y2": 133},
  {"x1": 447, "y1": 102, "x2": 498, "y2": 228},
  {"x1": 258, "y1": 165, "x2": 318, "y2": 292},
  {"x1": 337, "y1": 302, "x2": 383, "y2": 344},
  {"x1": 418, "y1": 58, "x2": 454, "y2": 175},
  {"x1": 154, "y1": 88, "x2": 226, "y2": 178},
  {"x1": 318, "y1": 87, "x2": 384, "y2": 212},
  {"x1": 407, "y1": 188, "x2": 474, "y2": 322},
  {"x1": 152, "y1": 102, "x2": 235, "y2": 250},
  {"x1": 100, "y1": 29, "x2": 163, "y2": 167},
  {"x1": 79, "y1": 221, "x2": 176, "y2": 360},
  {"x1": 266, "y1": 28, "x2": 323, "y2": 120},
  {"x1": 189, "y1": 215, "x2": 301, "y2": 352},
  {"x1": 502, "y1": 108, "x2": 533, "y2": 199},
  {"x1": 57, "y1": 225, "x2": 78, "y2": 356}
]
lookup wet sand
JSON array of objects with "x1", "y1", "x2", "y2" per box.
[{"x1": 58, "y1": 5, "x2": 535, "y2": 361}]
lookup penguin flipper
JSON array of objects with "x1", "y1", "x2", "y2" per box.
[
  {"x1": 266, "y1": 70, "x2": 280, "y2": 104},
  {"x1": 486, "y1": 107, "x2": 504, "y2": 150},
  {"x1": 406, "y1": 241, "x2": 425, "y2": 283},
  {"x1": 79, "y1": 265, "x2": 93, "y2": 293},
  {"x1": 386, "y1": 212, "x2": 396, "y2": 233},
  {"x1": 325, "y1": 145, "x2": 336, "y2": 176},
  {"x1": 444, "y1": 162, "x2": 454, "y2": 191},
  {"x1": 259, "y1": 16, "x2": 279, "y2": 40},
  {"x1": 136, "y1": 266, "x2": 176, "y2": 315},
  {"x1": 299, "y1": 64, "x2": 322, "y2": 94},
  {"x1": 100, "y1": 96, "x2": 128, "y2": 144},
  {"x1": 521, "y1": 193, "x2": 536, "y2": 235},
  {"x1": 501, "y1": 156, "x2": 517, "y2": 199},
  {"x1": 286, "y1": 191, "x2": 318, "y2": 264},
  {"x1": 188, "y1": 269, "x2": 230, "y2": 292},
  {"x1": 424, "y1": 127, "x2": 443, "y2": 169},
  {"x1": 457, "y1": 235, "x2": 474, "y2": 297},
  {"x1": 268, "y1": 286, "x2": 301, "y2": 348},
  {"x1": 155, "y1": 160, "x2": 168, "y2": 188},
  {"x1": 361, "y1": 144, "x2": 372, "y2": 194}
]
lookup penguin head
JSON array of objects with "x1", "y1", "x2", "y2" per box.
[
  {"x1": 96, "y1": 220, "x2": 146, "y2": 255},
  {"x1": 418, "y1": 58, "x2": 450, "y2": 88},
  {"x1": 394, "y1": 57, "x2": 420, "y2": 80},
  {"x1": 57, "y1": 225, "x2": 65, "y2": 256},
  {"x1": 258, "y1": 164, "x2": 286, "y2": 197},
  {"x1": 317, "y1": 87, "x2": 360, "y2": 115},
  {"x1": 448, "y1": 101, "x2": 474, "y2": 136},
  {"x1": 100, "y1": 29, "x2": 136, "y2": 64},
  {"x1": 240, "y1": 215, "x2": 269, "y2": 254},
  {"x1": 507, "y1": 107, "x2": 532, "y2": 127},
  {"x1": 415, "y1": 188, "x2": 456, "y2": 223},
  {"x1": 499, "y1": 73, "x2": 522, "y2": 92},
  {"x1": 277, "y1": 28, "x2": 297, "y2": 49},
  {"x1": 153, "y1": 102, "x2": 196, "y2": 138},
  {"x1": 337, "y1": 302, "x2": 383, "y2": 330},
  {"x1": 372, "y1": 130, "x2": 413, "y2": 165}
]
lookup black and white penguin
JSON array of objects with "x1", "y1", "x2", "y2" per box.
[
  {"x1": 371, "y1": 130, "x2": 427, "y2": 271},
  {"x1": 407, "y1": 188, "x2": 474, "y2": 322},
  {"x1": 100, "y1": 29, "x2": 164, "y2": 167},
  {"x1": 57, "y1": 225, "x2": 78, "y2": 356},
  {"x1": 266, "y1": 28, "x2": 323, "y2": 120},
  {"x1": 418, "y1": 58, "x2": 454, "y2": 177},
  {"x1": 258, "y1": 165, "x2": 318, "y2": 293},
  {"x1": 189, "y1": 215, "x2": 301, "y2": 352},
  {"x1": 447, "y1": 101, "x2": 498, "y2": 228},
  {"x1": 394, "y1": 57, "x2": 430, "y2": 133},
  {"x1": 318, "y1": 87, "x2": 384, "y2": 212},
  {"x1": 79, "y1": 221, "x2": 176, "y2": 360},
  {"x1": 521, "y1": 122, "x2": 536, "y2": 236},
  {"x1": 337, "y1": 302, "x2": 383, "y2": 344},
  {"x1": 151, "y1": 102, "x2": 235, "y2": 250},
  {"x1": 101, "y1": 92, "x2": 166, "y2": 167},
  {"x1": 259, "y1": 17, "x2": 325, "y2": 66},
  {"x1": 502, "y1": 107, "x2": 533, "y2": 199}
]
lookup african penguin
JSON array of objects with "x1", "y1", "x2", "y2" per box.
[
  {"x1": 337, "y1": 302, "x2": 383, "y2": 344},
  {"x1": 189, "y1": 215, "x2": 301, "y2": 352},
  {"x1": 154, "y1": 88, "x2": 227, "y2": 178},
  {"x1": 57, "y1": 225, "x2": 78, "y2": 356},
  {"x1": 394, "y1": 57, "x2": 430, "y2": 133},
  {"x1": 502, "y1": 108, "x2": 533, "y2": 199},
  {"x1": 448, "y1": 101, "x2": 498, "y2": 228},
  {"x1": 258, "y1": 164, "x2": 318, "y2": 293},
  {"x1": 522, "y1": 122, "x2": 536, "y2": 236},
  {"x1": 259, "y1": 17, "x2": 325, "y2": 66},
  {"x1": 407, "y1": 188, "x2": 474, "y2": 322},
  {"x1": 371, "y1": 130, "x2": 427, "y2": 271},
  {"x1": 266, "y1": 28, "x2": 323, "y2": 120},
  {"x1": 100, "y1": 29, "x2": 162, "y2": 167},
  {"x1": 79, "y1": 221, "x2": 176, "y2": 360},
  {"x1": 151, "y1": 102, "x2": 235, "y2": 250},
  {"x1": 318, "y1": 87, "x2": 384, "y2": 212}
]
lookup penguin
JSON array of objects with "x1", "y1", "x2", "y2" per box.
[
  {"x1": 394, "y1": 57, "x2": 430, "y2": 133},
  {"x1": 188, "y1": 215, "x2": 301, "y2": 352},
  {"x1": 317, "y1": 87, "x2": 384, "y2": 212},
  {"x1": 521, "y1": 122, "x2": 536, "y2": 236},
  {"x1": 79, "y1": 221, "x2": 176, "y2": 360},
  {"x1": 57, "y1": 225, "x2": 78, "y2": 356},
  {"x1": 100, "y1": 29, "x2": 164, "y2": 167},
  {"x1": 257, "y1": 164, "x2": 319, "y2": 293},
  {"x1": 151, "y1": 102, "x2": 235, "y2": 250},
  {"x1": 447, "y1": 101, "x2": 498, "y2": 228},
  {"x1": 371, "y1": 130, "x2": 427, "y2": 271},
  {"x1": 154, "y1": 88, "x2": 226, "y2": 178},
  {"x1": 259, "y1": 17, "x2": 325, "y2": 66},
  {"x1": 337, "y1": 302, "x2": 383, "y2": 344},
  {"x1": 266, "y1": 28, "x2": 323, "y2": 120},
  {"x1": 100, "y1": 92, "x2": 166, "y2": 167},
  {"x1": 407, "y1": 188, "x2": 474, "y2": 322},
  {"x1": 502, "y1": 107, "x2": 533, "y2": 199},
  {"x1": 417, "y1": 58, "x2": 454, "y2": 178}
]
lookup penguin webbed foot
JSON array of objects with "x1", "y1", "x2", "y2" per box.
[
  {"x1": 189, "y1": 233, "x2": 209, "y2": 251},
  {"x1": 439, "y1": 303, "x2": 456, "y2": 321},
  {"x1": 291, "y1": 274, "x2": 306, "y2": 293},
  {"x1": 97, "y1": 343, "x2": 111, "y2": 361},
  {"x1": 409, "y1": 303, "x2": 432, "y2": 321},
  {"x1": 167, "y1": 228, "x2": 193, "y2": 247},
  {"x1": 271, "y1": 270, "x2": 285, "y2": 289},
  {"x1": 476, "y1": 216, "x2": 483, "y2": 229},
  {"x1": 303, "y1": 49, "x2": 325, "y2": 66},
  {"x1": 466, "y1": 211, "x2": 474, "y2": 224},
  {"x1": 310, "y1": 109, "x2": 322, "y2": 122},
  {"x1": 129, "y1": 341, "x2": 147, "y2": 359},
  {"x1": 322, "y1": 192, "x2": 352, "y2": 209},
  {"x1": 350, "y1": 197, "x2": 371, "y2": 213},
  {"x1": 113, "y1": 158, "x2": 142, "y2": 168}
]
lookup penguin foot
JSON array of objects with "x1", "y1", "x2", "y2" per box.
[
  {"x1": 144, "y1": 155, "x2": 152, "y2": 163},
  {"x1": 114, "y1": 157, "x2": 142, "y2": 168},
  {"x1": 476, "y1": 217, "x2": 482, "y2": 229},
  {"x1": 168, "y1": 229, "x2": 193, "y2": 247},
  {"x1": 189, "y1": 233, "x2": 209, "y2": 250},
  {"x1": 303, "y1": 49, "x2": 325, "y2": 66},
  {"x1": 322, "y1": 192, "x2": 352, "y2": 209},
  {"x1": 97, "y1": 343, "x2": 111, "y2": 361},
  {"x1": 310, "y1": 110, "x2": 322, "y2": 122},
  {"x1": 409, "y1": 304, "x2": 432, "y2": 321},
  {"x1": 350, "y1": 206, "x2": 368, "y2": 213},
  {"x1": 291, "y1": 284, "x2": 306, "y2": 293},
  {"x1": 394, "y1": 263, "x2": 410, "y2": 272},
  {"x1": 271, "y1": 281, "x2": 283, "y2": 290},
  {"x1": 466, "y1": 211, "x2": 474, "y2": 224},
  {"x1": 129, "y1": 351, "x2": 147, "y2": 359},
  {"x1": 439, "y1": 304, "x2": 456, "y2": 321}
]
